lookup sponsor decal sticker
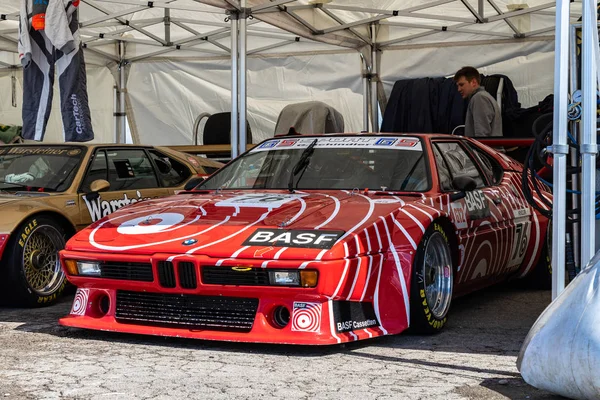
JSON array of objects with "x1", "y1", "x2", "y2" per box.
[
  {"x1": 187, "y1": 156, "x2": 199, "y2": 166},
  {"x1": 375, "y1": 138, "x2": 397, "y2": 146},
  {"x1": 464, "y1": 190, "x2": 490, "y2": 219},
  {"x1": 18, "y1": 219, "x2": 38, "y2": 247},
  {"x1": 243, "y1": 229, "x2": 344, "y2": 249},
  {"x1": 250, "y1": 136, "x2": 423, "y2": 152},
  {"x1": 71, "y1": 289, "x2": 89, "y2": 316},
  {"x1": 332, "y1": 301, "x2": 379, "y2": 333},
  {"x1": 215, "y1": 193, "x2": 306, "y2": 209},
  {"x1": 258, "y1": 140, "x2": 279, "y2": 149},
  {"x1": 65, "y1": 200, "x2": 76, "y2": 207},
  {"x1": 451, "y1": 202, "x2": 468, "y2": 229},
  {"x1": 291, "y1": 302, "x2": 322, "y2": 332},
  {"x1": 0, "y1": 147, "x2": 78, "y2": 156},
  {"x1": 395, "y1": 138, "x2": 420, "y2": 147},
  {"x1": 277, "y1": 139, "x2": 298, "y2": 147},
  {"x1": 84, "y1": 190, "x2": 152, "y2": 222}
]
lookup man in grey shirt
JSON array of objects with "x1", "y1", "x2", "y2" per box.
[{"x1": 454, "y1": 66, "x2": 503, "y2": 137}]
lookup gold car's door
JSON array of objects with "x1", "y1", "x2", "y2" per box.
[{"x1": 77, "y1": 148, "x2": 171, "y2": 229}]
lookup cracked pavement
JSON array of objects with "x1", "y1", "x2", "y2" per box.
[{"x1": 0, "y1": 284, "x2": 564, "y2": 400}]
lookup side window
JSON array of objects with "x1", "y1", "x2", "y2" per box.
[
  {"x1": 432, "y1": 144, "x2": 453, "y2": 191},
  {"x1": 466, "y1": 144, "x2": 504, "y2": 185},
  {"x1": 434, "y1": 142, "x2": 485, "y2": 188},
  {"x1": 81, "y1": 151, "x2": 108, "y2": 192},
  {"x1": 106, "y1": 149, "x2": 158, "y2": 191},
  {"x1": 149, "y1": 150, "x2": 191, "y2": 187}
]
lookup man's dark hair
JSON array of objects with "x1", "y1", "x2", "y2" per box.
[{"x1": 453, "y1": 66, "x2": 481, "y2": 84}]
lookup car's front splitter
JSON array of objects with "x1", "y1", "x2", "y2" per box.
[{"x1": 59, "y1": 287, "x2": 394, "y2": 345}]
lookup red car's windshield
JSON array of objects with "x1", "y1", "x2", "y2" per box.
[{"x1": 199, "y1": 136, "x2": 430, "y2": 191}]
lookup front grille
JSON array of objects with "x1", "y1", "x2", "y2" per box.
[
  {"x1": 100, "y1": 262, "x2": 153, "y2": 282},
  {"x1": 158, "y1": 261, "x2": 176, "y2": 288},
  {"x1": 115, "y1": 291, "x2": 258, "y2": 331},
  {"x1": 178, "y1": 262, "x2": 197, "y2": 289},
  {"x1": 202, "y1": 266, "x2": 269, "y2": 286}
]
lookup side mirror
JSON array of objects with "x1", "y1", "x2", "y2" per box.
[
  {"x1": 184, "y1": 176, "x2": 205, "y2": 191},
  {"x1": 450, "y1": 175, "x2": 477, "y2": 202},
  {"x1": 90, "y1": 179, "x2": 110, "y2": 193}
]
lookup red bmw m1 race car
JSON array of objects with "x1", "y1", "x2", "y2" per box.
[{"x1": 59, "y1": 134, "x2": 551, "y2": 345}]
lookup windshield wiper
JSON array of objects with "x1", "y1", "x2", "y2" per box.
[{"x1": 288, "y1": 138, "x2": 318, "y2": 193}]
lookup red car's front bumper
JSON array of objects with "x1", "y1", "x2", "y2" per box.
[{"x1": 59, "y1": 250, "x2": 402, "y2": 345}]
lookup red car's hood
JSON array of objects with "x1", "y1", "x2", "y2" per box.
[{"x1": 70, "y1": 191, "x2": 421, "y2": 259}]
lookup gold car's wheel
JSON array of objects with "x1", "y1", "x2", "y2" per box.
[
  {"x1": 22, "y1": 225, "x2": 65, "y2": 297},
  {"x1": 1, "y1": 216, "x2": 68, "y2": 307}
]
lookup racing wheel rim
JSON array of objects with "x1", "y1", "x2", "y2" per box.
[
  {"x1": 422, "y1": 232, "x2": 453, "y2": 319},
  {"x1": 22, "y1": 224, "x2": 66, "y2": 296}
]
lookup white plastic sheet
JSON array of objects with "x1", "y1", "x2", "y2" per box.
[{"x1": 518, "y1": 253, "x2": 600, "y2": 399}]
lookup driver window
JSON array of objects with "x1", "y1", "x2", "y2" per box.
[
  {"x1": 434, "y1": 142, "x2": 485, "y2": 188},
  {"x1": 149, "y1": 150, "x2": 191, "y2": 187},
  {"x1": 106, "y1": 149, "x2": 158, "y2": 191},
  {"x1": 81, "y1": 151, "x2": 108, "y2": 192}
]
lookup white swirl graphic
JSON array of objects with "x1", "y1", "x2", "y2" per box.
[
  {"x1": 117, "y1": 213, "x2": 185, "y2": 235},
  {"x1": 71, "y1": 289, "x2": 89, "y2": 316},
  {"x1": 291, "y1": 302, "x2": 322, "y2": 332}
]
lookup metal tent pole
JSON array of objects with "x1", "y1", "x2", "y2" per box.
[
  {"x1": 551, "y1": 0, "x2": 570, "y2": 299},
  {"x1": 118, "y1": 40, "x2": 126, "y2": 144},
  {"x1": 370, "y1": 24, "x2": 379, "y2": 133},
  {"x1": 361, "y1": 55, "x2": 370, "y2": 132},
  {"x1": 239, "y1": 1, "x2": 248, "y2": 155},
  {"x1": 230, "y1": 14, "x2": 239, "y2": 159},
  {"x1": 580, "y1": 0, "x2": 598, "y2": 269}
]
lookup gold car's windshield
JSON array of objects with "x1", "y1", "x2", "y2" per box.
[
  {"x1": 199, "y1": 136, "x2": 430, "y2": 192},
  {"x1": 0, "y1": 146, "x2": 84, "y2": 193}
]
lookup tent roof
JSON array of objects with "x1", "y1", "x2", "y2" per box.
[{"x1": 0, "y1": 0, "x2": 584, "y2": 68}]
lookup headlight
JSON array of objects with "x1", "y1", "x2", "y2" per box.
[
  {"x1": 267, "y1": 270, "x2": 318, "y2": 288},
  {"x1": 269, "y1": 270, "x2": 300, "y2": 286},
  {"x1": 77, "y1": 261, "x2": 102, "y2": 277}
]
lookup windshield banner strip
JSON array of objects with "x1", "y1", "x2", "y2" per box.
[{"x1": 250, "y1": 137, "x2": 422, "y2": 152}]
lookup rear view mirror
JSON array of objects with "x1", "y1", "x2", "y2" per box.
[{"x1": 184, "y1": 176, "x2": 205, "y2": 191}]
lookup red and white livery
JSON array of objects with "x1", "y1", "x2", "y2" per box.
[{"x1": 59, "y1": 134, "x2": 551, "y2": 345}]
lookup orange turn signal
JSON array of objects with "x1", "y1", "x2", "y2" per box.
[
  {"x1": 300, "y1": 270, "x2": 318, "y2": 288},
  {"x1": 63, "y1": 259, "x2": 78, "y2": 276}
]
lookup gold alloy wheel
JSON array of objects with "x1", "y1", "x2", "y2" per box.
[{"x1": 22, "y1": 225, "x2": 65, "y2": 296}]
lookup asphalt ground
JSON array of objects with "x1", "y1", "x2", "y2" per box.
[{"x1": 0, "y1": 284, "x2": 566, "y2": 400}]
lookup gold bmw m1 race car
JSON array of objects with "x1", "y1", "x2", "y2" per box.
[{"x1": 0, "y1": 143, "x2": 222, "y2": 307}]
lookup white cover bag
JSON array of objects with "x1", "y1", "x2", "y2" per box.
[{"x1": 517, "y1": 252, "x2": 600, "y2": 399}]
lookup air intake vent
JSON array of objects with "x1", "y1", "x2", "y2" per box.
[
  {"x1": 115, "y1": 291, "x2": 258, "y2": 331},
  {"x1": 100, "y1": 262, "x2": 153, "y2": 282},
  {"x1": 178, "y1": 262, "x2": 197, "y2": 289},
  {"x1": 202, "y1": 266, "x2": 269, "y2": 286},
  {"x1": 157, "y1": 261, "x2": 175, "y2": 288}
]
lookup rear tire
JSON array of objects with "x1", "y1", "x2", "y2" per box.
[
  {"x1": 1, "y1": 216, "x2": 67, "y2": 307},
  {"x1": 410, "y1": 222, "x2": 454, "y2": 334}
]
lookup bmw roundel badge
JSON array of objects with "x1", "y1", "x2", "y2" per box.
[{"x1": 182, "y1": 238, "x2": 198, "y2": 246}]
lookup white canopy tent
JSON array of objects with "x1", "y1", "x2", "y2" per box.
[
  {"x1": 0, "y1": 0, "x2": 583, "y2": 147},
  {"x1": 0, "y1": 0, "x2": 593, "y2": 301}
]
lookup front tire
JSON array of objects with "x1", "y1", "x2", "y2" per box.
[
  {"x1": 410, "y1": 222, "x2": 454, "y2": 333},
  {"x1": 1, "y1": 216, "x2": 67, "y2": 307}
]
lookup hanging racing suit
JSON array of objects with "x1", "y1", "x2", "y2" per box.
[{"x1": 18, "y1": 0, "x2": 94, "y2": 142}]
